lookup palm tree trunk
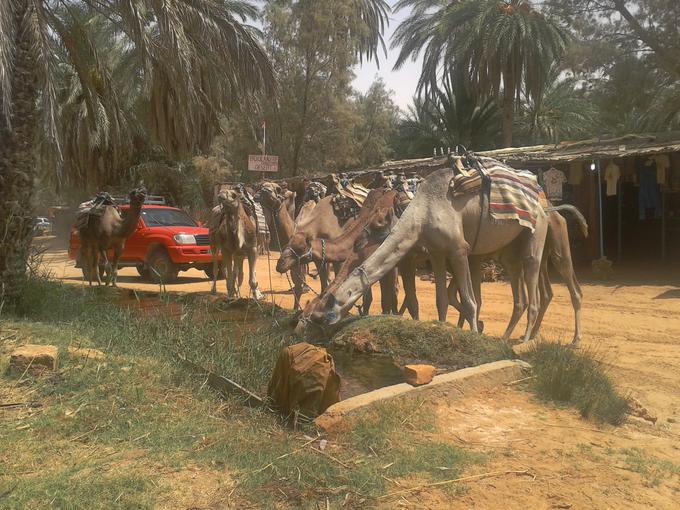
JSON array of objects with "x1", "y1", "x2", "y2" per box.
[
  {"x1": 0, "y1": 2, "x2": 39, "y2": 305},
  {"x1": 501, "y1": 72, "x2": 515, "y2": 148}
]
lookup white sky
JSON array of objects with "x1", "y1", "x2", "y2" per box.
[{"x1": 352, "y1": 3, "x2": 422, "y2": 111}]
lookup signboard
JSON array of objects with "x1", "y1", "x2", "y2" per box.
[{"x1": 248, "y1": 155, "x2": 279, "y2": 173}]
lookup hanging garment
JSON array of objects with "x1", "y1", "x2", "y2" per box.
[
  {"x1": 543, "y1": 167, "x2": 568, "y2": 201},
  {"x1": 655, "y1": 154, "x2": 671, "y2": 185},
  {"x1": 604, "y1": 162, "x2": 621, "y2": 196},
  {"x1": 638, "y1": 163, "x2": 661, "y2": 220},
  {"x1": 568, "y1": 161, "x2": 583, "y2": 185}
]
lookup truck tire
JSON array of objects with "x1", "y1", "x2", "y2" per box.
[
  {"x1": 136, "y1": 264, "x2": 150, "y2": 280},
  {"x1": 147, "y1": 250, "x2": 179, "y2": 283}
]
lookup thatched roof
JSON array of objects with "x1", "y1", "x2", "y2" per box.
[{"x1": 253, "y1": 131, "x2": 680, "y2": 186}]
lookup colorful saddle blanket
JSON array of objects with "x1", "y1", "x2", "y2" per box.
[{"x1": 450, "y1": 159, "x2": 543, "y2": 232}]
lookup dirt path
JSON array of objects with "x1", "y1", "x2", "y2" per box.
[{"x1": 42, "y1": 246, "x2": 680, "y2": 507}]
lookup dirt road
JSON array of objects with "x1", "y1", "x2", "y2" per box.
[{"x1": 42, "y1": 246, "x2": 680, "y2": 508}]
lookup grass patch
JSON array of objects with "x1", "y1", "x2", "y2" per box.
[
  {"x1": 526, "y1": 342, "x2": 628, "y2": 425},
  {"x1": 1, "y1": 278, "x2": 486, "y2": 508},
  {"x1": 331, "y1": 315, "x2": 514, "y2": 369},
  {"x1": 618, "y1": 447, "x2": 680, "y2": 487}
]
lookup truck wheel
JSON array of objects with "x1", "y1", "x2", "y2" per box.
[
  {"x1": 136, "y1": 264, "x2": 150, "y2": 280},
  {"x1": 204, "y1": 264, "x2": 225, "y2": 280},
  {"x1": 147, "y1": 250, "x2": 179, "y2": 283}
]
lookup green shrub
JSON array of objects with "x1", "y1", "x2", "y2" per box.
[{"x1": 527, "y1": 342, "x2": 628, "y2": 425}]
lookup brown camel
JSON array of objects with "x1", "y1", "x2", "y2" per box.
[
  {"x1": 209, "y1": 188, "x2": 263, "y2": 300},
  {"x1": 276, "y1": 195, "x2": 355, "y2": 309},
  {"x1": 77, "y1": 188, "x2": 146, "y2": 286},
  {"x1": 314, "y1": 164, "x2": 552, "y2": 342},
  {"x1": 280, "y1": 188, "x2": 404, "y2": 318},
  {"x1": 259, "y1": 182, "x2": 297, "y2": 248}
]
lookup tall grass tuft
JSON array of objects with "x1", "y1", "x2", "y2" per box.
[{"x1": 527, "y1": 342, "x2": 628, "y2": 425}]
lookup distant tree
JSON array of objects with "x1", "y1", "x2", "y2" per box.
[
  {"x1": 545, "y1": 0, "x2": 680, "y2": 81},
  {"x1": 0, "y1": 0, "x2": 274, "y2": 303},
  {"x1": 354, "y1": 79, "x2": 401, "y2": 166},
  {"x1": 392, "y1": 0, "x2": 569, "y2": 147},
  {"x1": 260, "y1": 0, "x2": 389, "y2": 176}
]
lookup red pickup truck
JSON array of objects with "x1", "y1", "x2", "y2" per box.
[{"x1": 69, "y1": 204, "x2": 218, "y2": 282}]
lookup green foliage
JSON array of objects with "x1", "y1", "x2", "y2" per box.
[
  {"x1": 393, "y1": 0, "x2": 570, "y2": 146},
  {"x1": 526, "y1": 342, "x2": 628, "y2": 425},
  {"x1": 259, "y1": 0, "x2": 390, "y2": 176},
  {"x1": 354, "y1": 79, "x2": 401, "y2": 166},
  {"x1": 331, "y1": 315, "x2": 515, "y2": 369}
]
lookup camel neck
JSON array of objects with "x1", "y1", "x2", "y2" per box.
[
  {"x1": 120, "y1": 203, "x2": 143, "y2": 237},
  {"x1": 311, "y1": 237, "x2": 342, "y2": 263}
]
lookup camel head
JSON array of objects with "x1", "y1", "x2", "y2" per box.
[
  {"x1": 218, "y1": 188, "x2": 241, "y2": 211},
  {"x1": 276, "y1": 232, "x2": 312, "y2": 273},
  {"x1": 129, "y1": 187, "x2": 147, "y2": 207},
  {"x1": 259, "y1": 182, "x2": 284, "y2": 210}
]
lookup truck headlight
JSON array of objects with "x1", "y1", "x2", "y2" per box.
[{"x1": 173, "y1": 234, "x2": 196, "y2": 245}]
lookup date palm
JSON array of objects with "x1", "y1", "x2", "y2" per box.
[
  {"x1": 0, "y1": 0, "x2": 275, "y2": 303},
  {"x1": 392, "y1": 0, "x2": 569, "y2": 147}
]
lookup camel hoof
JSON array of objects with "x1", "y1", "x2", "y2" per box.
[
  {"x1": 253, "y1": 290, "x2": 264, "y2": 301},
  {"x1": 478, "y1": 320, "x2": 485, "y2": 333}
]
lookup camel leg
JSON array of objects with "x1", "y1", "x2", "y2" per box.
[
  {"x1": 520, "y1": 229, "x2": 547, "y2": 343},
  {"x1": 552, "y1": 254, "x2": 583, "y2": 346},
  {"x1": 291, "y1": 266, "x2": 304, "y2": 310},
  {"x1": 398, "y1": 257, "x2": 419, "y2": 320},
  {"x1": 224, "y1": 253, "x2": 236, "y2": 298},
  {"x1": 501, "y1": 264, "x2": 527, "y2": 341},
  {"x1": 444, "y1": 249, "x2": 478, "y2": 331},
  {"x1": 430, "y1": 253, "x2": 451, "y2": 323},
  {"x1": 379, "y1": 268, "x2": 398, "y2": 314},
  {"x1": 93, "y1": 246, "x2": 103, "y2": 286},
  {"x1": 248, "y1": 248, "x2": 263, "y2": 300},
  {"x1": 210, "y1": 245, "x2": 221, "y2": 295},
  {"x1": 529, "y1": 263, "x2": 553, "y2": 341},
  {"x1": 108, "y1": 245, "x2": 123, "y2": 287},
  {"x1": 237, "y1": 258, "x2": 245, "y2": 290},
  {"x1": 360, "y1": 288, "x2": 373, "y2": 316}
]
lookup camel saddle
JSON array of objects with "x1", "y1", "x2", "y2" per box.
[
  {"x1": 449, "y1": 156, "x2": 543, "y2": 232},
  {"x1": 75, "y1": 192, "x2": 116, "y2": 230},
  {"x1": 267, "y1": 342, "x2": 340, "y2": 419},
  {"x1": 231, "y1": 184, "x2": 268, "y2": 234},
  {"x1": 330, "y1": 174, "x2": 370, "y2": 222}
]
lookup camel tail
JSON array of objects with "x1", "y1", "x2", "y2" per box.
[{"x1": 544, "y1": 205, "x2": 589, "y2": 238}]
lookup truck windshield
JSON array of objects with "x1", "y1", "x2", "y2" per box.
[{"x1": 141, "y1": 208, "x2": 197, "y2": 227}]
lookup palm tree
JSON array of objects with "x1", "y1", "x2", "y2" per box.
[
  {"x1": 518, "y1": 66, "x2": 598, "y2": 144},
  {"x1": 0, "y1": 0, "x2": 275, "y2": 303},
  {"x1": 391, "y1": 70, "x2": 499, "y2": 159},
  {"x1": 392, "y1": 0, "x2": 570, "y2": 147}
]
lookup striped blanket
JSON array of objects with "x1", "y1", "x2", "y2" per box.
[{"x1": 450, "y1": 160, "x2": 543, "y2": 232}]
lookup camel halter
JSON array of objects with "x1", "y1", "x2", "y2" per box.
[{"x1": 287, "y1": 245, "x2": 313, "y2": 262}]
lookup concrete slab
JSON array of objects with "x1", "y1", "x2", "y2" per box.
[{"x1": 316, "y1": 359, "x2": 531, "y2": 430}]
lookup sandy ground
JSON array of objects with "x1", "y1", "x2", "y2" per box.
[{"x1": 41, "y1": 243, "x2": 680, "y2": 508}]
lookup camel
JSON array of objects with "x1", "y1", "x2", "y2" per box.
[
  {"x1": 276, "y1": 195, "x2": 356, "y2": 309},
  {"x1": 209, "y1": 188, "x2": 263, "y2": 300},
  {"x1": 281, "y1": 188, "x2": 405, "y2": 318},
  {"x1": 259, "y1": 182, "x2": 297, "y2": 248},
  {"x1": 314, "y1": 165, "x2": 552, "y2": 342},
  {"x1": 450, "y1": 205, "x2": 586, "y2": 345},
  {"x1": 77, "y1": 187, "x2": 146, "y2": 286}
]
